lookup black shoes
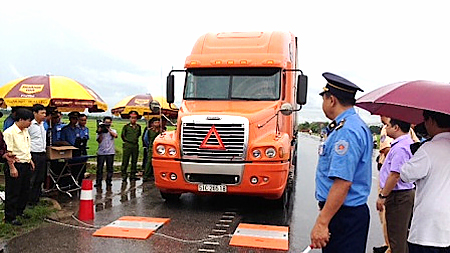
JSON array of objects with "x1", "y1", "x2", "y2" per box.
[
  {"x1": 373, "y1": 245, "x2": 389, "y2": 253},
  {"x1": 19, "y1": 213, "x2": 32, "y2": 219},
  {"x1": 6, "y1": 219, "x2": 22, "y2": 226}
]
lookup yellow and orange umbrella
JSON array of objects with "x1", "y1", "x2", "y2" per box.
[
  {"x1": 152, "y1": 96, "x2": 178, "y2": 119},
  {"x1": 0, "y1": 75, "x2": 107, "y2": 112},
  {"x1": 111, "y1": 94, "x2": 177, "y2": 119}
]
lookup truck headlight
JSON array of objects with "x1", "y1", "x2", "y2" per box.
[
  {"x1": 156, "y1": 145, "x2": 166, "y2": 155},
  {"x1": 252, "y1": 149, "x2": 261, "y2": 158},
  {"x1": 265, "y1": 147, "x2": 276, "y2": 158},
  {"x1": 168, "y1": 147, "x2": 177, "y2": 156}
]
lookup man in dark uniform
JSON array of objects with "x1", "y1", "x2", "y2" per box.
[
  {"x1": 310, "y1": 72, "x2": 373, "y2": 252},
  {"x1": 60, "y1": 111, "x2": 81, "y2": 147},
  {"x1": 60, "y1": 111, "x2": 86, "y2": 186},
  {"x1": 143, "y1": 117, "x2": 162, "y2": 182},
  {"x1": 120, "y1": 111, "x2": 141, "y2": 181},
  {"x1": 77, "y1": 113, "x2": 89, "y2": 156}
]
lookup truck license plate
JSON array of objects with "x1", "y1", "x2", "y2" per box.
[{"x1": 198, "y1": 184, "x2": 227, "y2": 193}]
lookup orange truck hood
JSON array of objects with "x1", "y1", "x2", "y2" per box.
[{"x1": 179, "y1": 100, "x2": 280, "y2": 126}]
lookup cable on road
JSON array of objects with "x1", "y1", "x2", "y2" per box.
[
  {"x1": 152, "y1": 232, "x2": 232, "y2": 244},
  {"x1": 44, "y1": 216, "x2": 233, "y2": 244},
  {"x1": 44, "y1": 218, "x2": 97, "y2": 231},
  {"x1": 72, "y1": 214, "x2": 102, "y2": 228}
]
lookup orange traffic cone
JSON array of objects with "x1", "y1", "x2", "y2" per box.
[{"x1": 78, "y1": 179, "x2": 94, "y2": 221}]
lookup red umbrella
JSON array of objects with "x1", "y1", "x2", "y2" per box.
[{"x1": 356, "y1": 80, "x2": 450, "y2": 124}]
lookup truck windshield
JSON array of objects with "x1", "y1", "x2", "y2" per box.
[{"x1": 184, "y1": 68, "x2": 281, "y2": 100}]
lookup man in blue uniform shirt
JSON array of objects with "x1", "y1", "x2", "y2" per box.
[
  {"x1": 77, "y1": 114, "x2": 89, "y2": 156},
  {"x1": 48, "y1": 111, "x2": 66, "y2": 145},
  {"x1": 310, "y1": 72, "x2": 373, "y2": 252},
  {"x1": 60, "y1": 111, "x2": 81, "y2": 146}
]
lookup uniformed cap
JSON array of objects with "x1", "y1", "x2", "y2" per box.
[
  {"x1": 50, "y1": 111, "x2": 59, "y2": 118},
  {"x1": 319, "y1": 72, "x2": 363, "y2": 100},
  {"x1": 68, "y1": 111, "x2": 80, "y2": 118}
]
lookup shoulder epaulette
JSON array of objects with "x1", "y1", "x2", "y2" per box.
[{"x1": 335, "y1": 119, "x2": 346, "y2": 131}]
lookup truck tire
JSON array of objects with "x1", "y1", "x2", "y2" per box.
[
  {"x1": 276, "y1": 144, "x2": 297, "y2": 209},
  {"x1": 160, "y1": 191, "x2": 181, "y2": 202},
  {"x1": 278, "y1": 186, "x2": 290, "y2": 209}
]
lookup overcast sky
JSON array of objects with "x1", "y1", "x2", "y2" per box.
[{"x1": 1, "y1": 1, "x2": 449, "y2": 125}]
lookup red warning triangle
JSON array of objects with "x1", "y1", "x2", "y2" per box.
[{"x1": 199, "y1": 125, "x2": 226, "y2": 150}]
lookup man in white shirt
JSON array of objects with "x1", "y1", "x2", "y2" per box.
[
  {"x1": 400, "y1": 110, "x2": 450, "y2": 252},
  {"x1": 28, "y1": 104, "x2": 47, "y2": 206},
  {"x1": 95, "y1": 116, "x2": 117, "y2": 188}
]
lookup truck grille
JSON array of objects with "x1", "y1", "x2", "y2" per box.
[{"x1": 181, "y1": 121, "x2": 247, "y2": 160}]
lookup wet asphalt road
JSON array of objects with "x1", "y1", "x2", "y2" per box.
[{"x1": 5, "y1": 134, "x2": 383, "y2": 252}]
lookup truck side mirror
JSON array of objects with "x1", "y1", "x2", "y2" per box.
[
  {"x1": 167, "y1": 75, "x2": 175, "y2": 104},
  {"x1": 297, "y1": 75, "x2": 308, "y2": 105},
  {"x1": 280, "y1": 103, "x2": 294, "y2": 116}
]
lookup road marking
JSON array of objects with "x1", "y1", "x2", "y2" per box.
[
  {"x1": 203, "y1": 241, "x2": 220, "y2": 245},
  {"x1": 198, "y1": 249, "x2": 215, "y2": 252}
]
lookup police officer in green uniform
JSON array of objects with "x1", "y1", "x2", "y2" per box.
[
  {"x1": 120, "y1": 111, "x2": 141, "y2": 181},
  {"x1": 143, "y1": 117, "x2": 162, "y2": 182},
  {"x1": 310, "y1": 72, "x2": 373, "y2": 252}
]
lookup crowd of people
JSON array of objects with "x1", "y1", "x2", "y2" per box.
[
  {"x1": 1, "y1": 105, "x2": 163, "y2": 226},
  {"x1": 1, "y1": 73, "x2": 449, "y2": 253},
  {"x1": 310, "y1": 72, "x2": 450, "y2": 253}
]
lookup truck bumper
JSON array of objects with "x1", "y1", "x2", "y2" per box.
[{"x1": 153, "y1": 159, "x2": 289, "y2": 199}]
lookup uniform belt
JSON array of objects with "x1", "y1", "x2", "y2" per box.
[
  {"x1": 318, "y1": 201, "x2": 363, "y2": 210},
  {"x1": 318, "y1": 201, "x2": 326, "y2": 209},
  {"x1": 31, "y1": 151, "x2": 46, "y2": 155}
]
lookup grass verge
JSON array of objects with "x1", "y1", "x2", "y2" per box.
[{"x1": 0, "y1": 197, "x2": 57, "y2": 240}]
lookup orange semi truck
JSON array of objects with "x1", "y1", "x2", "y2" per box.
[{"x1": 152, "y1": 31, "x2": 307, "y2": 204}]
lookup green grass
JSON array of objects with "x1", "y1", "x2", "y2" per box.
[
  {"x1": 84, "y1": 117, "x2": 175, "y2": 162},
  {"x1": 0, "y1": 199, "x2": 57, "y2": 239},
  {"x1": 84, "y1": 117, "x2": 147, "y2": 161},
  {"x1": 0, "y1": 112, "x2": 176, "y2": 166},
  {"x1": 0, "y1": 113, "x2": 152, "y2": 162}
]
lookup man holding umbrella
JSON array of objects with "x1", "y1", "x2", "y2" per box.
[
  {"x1": 310, "y1": 73, "x2": 372, "y2": 252},
  {"x1": 400, "y1": 110, "x2": 450, "y2": 252}
]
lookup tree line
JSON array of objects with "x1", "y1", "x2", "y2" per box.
[{"x1": 298, "y1": 122, "x2": 381, "y2": 134}]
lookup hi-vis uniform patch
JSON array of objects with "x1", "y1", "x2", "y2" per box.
[{"x1": 334, "y1": 140, "x2": 349, "y2": 155}]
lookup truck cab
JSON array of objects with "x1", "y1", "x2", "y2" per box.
[{"x1": 152, "y1": 31, "x2": 307, "y2": 203}]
